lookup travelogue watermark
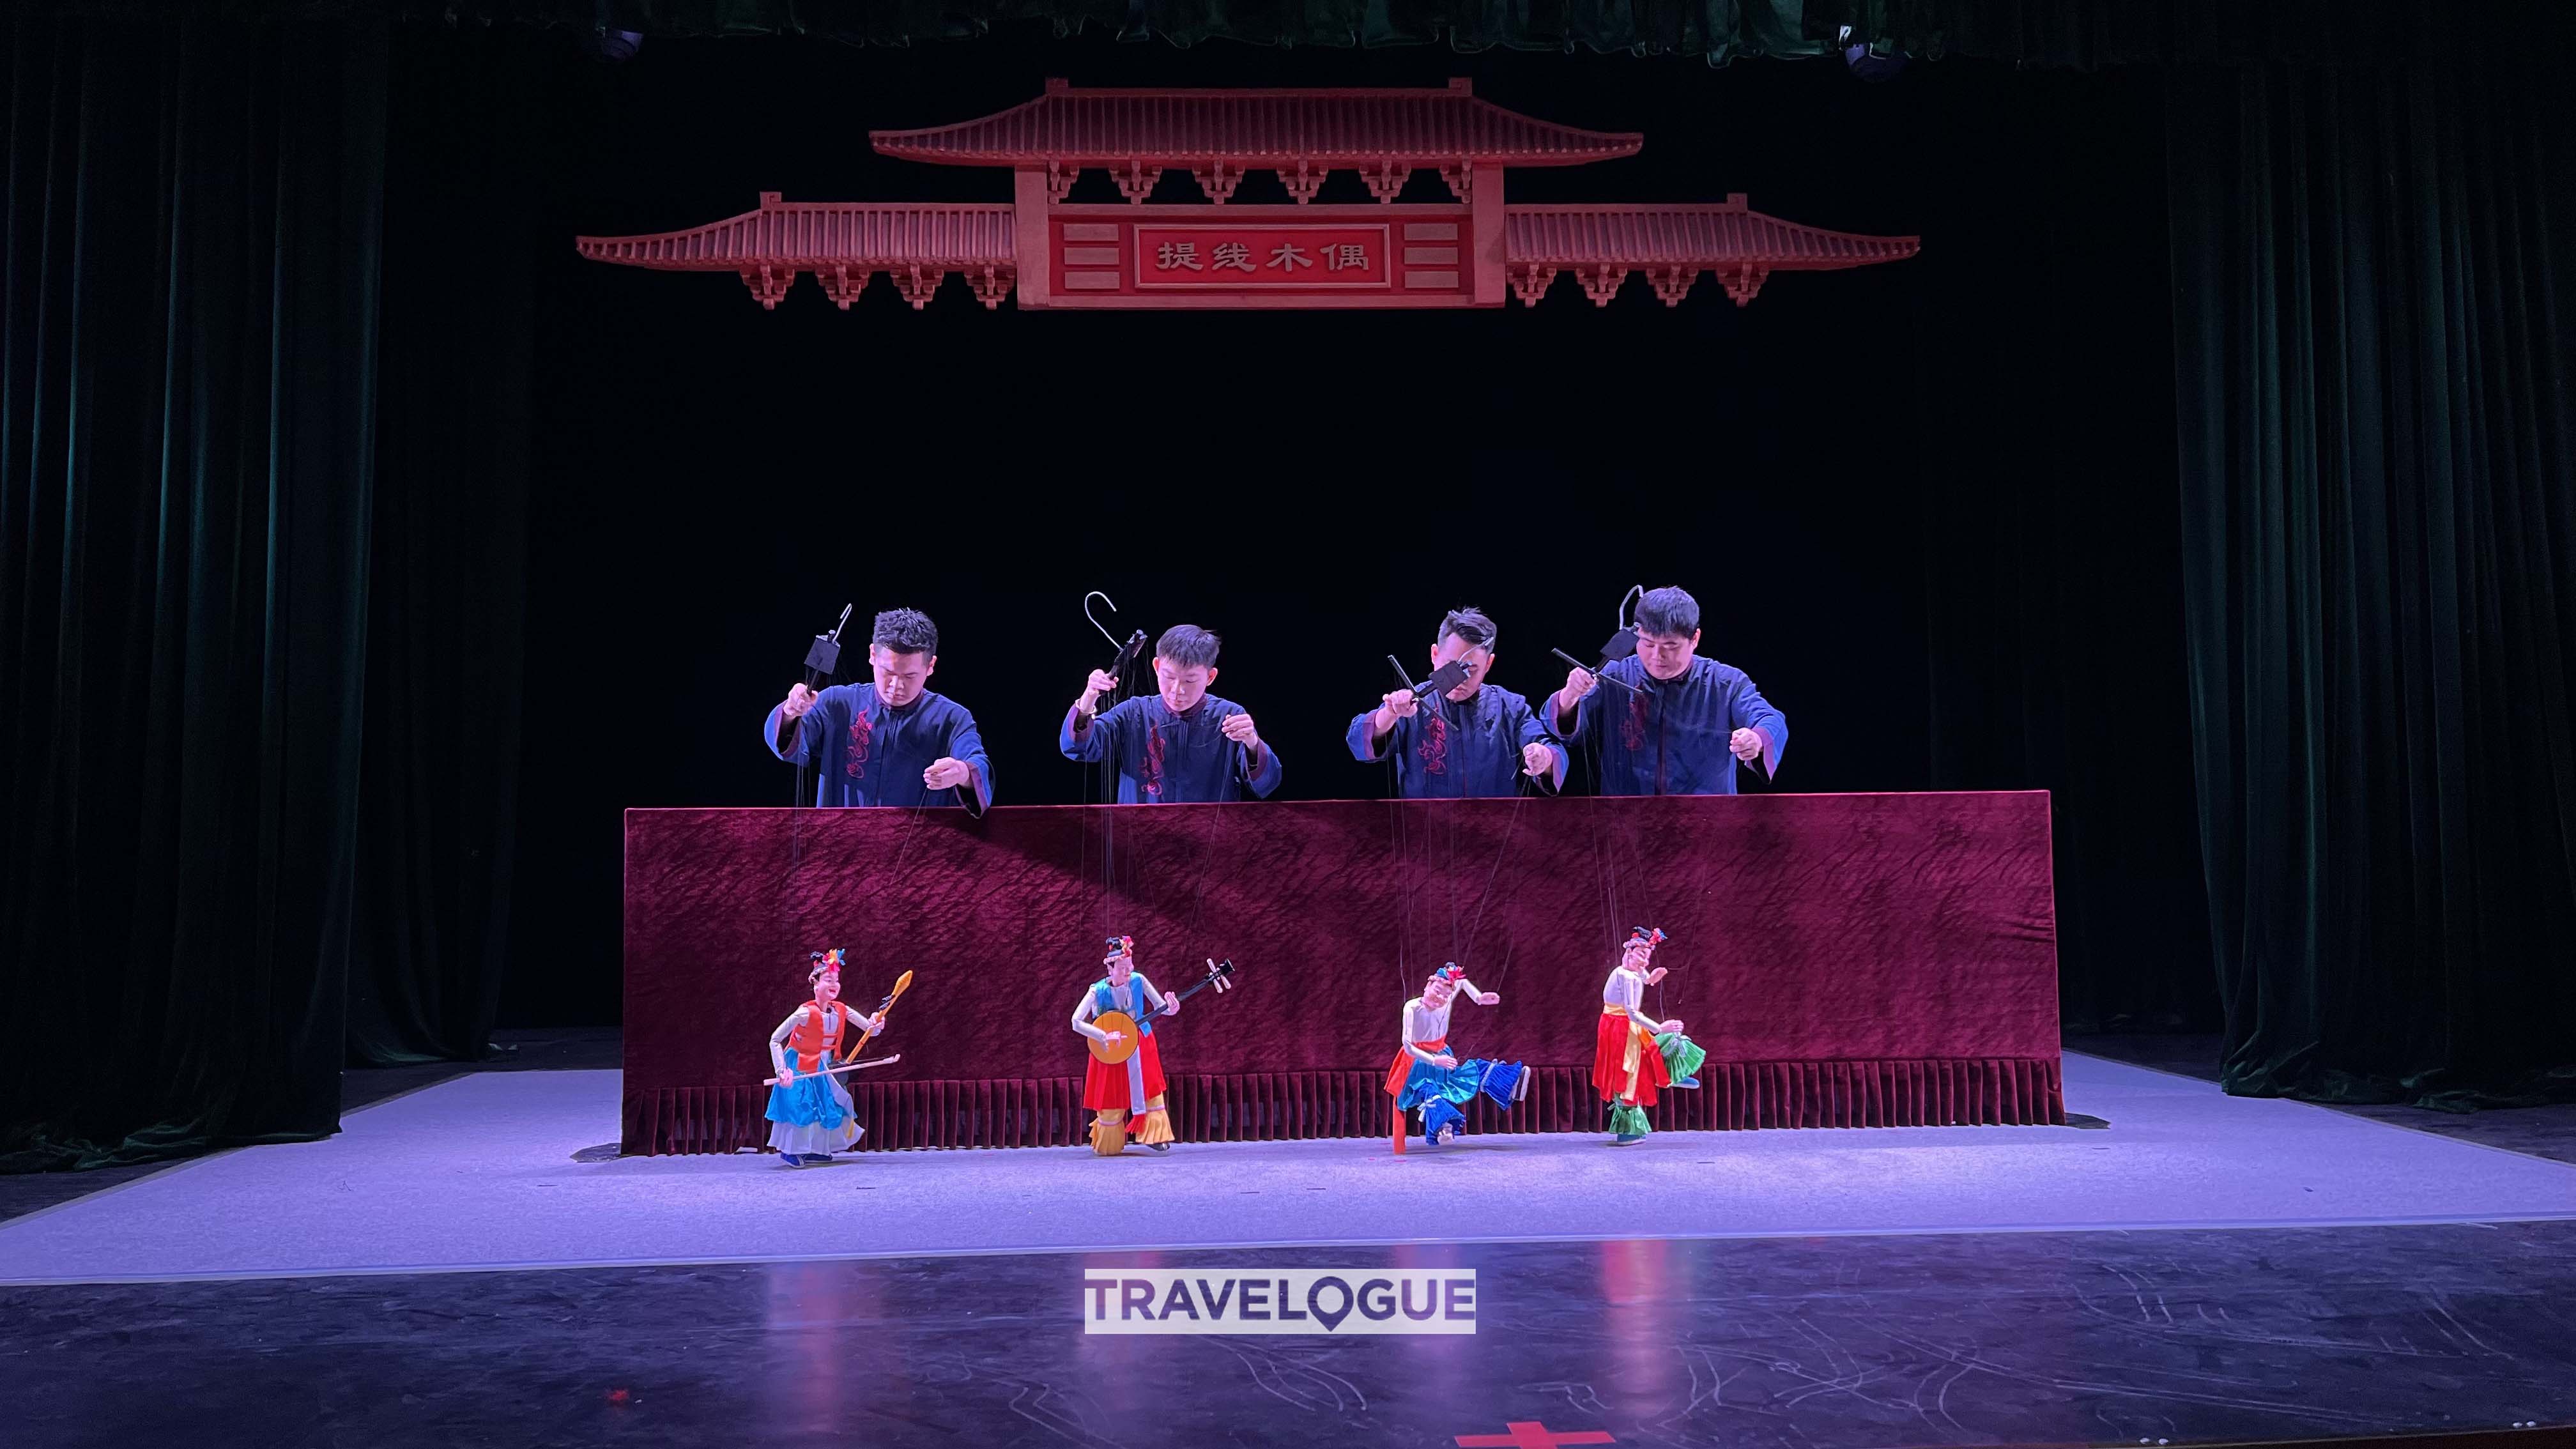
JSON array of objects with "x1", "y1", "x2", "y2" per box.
[{"x1": 1081, "y1": 1269, "x2": 1476, "y2": 1335}]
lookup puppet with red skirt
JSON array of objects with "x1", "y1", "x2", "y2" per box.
[
  {"x1": 1591, "y1": 927, "x2": 1707, "y2": 1145},
  {"x1": 1070, "y1": 935, "x2": 1179, "y2": 1155}
]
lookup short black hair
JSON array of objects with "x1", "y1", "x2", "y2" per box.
[
  {"x1": 871, "y1": 607, "x2": 938, "y2": 656},
  {"x1": 1634, "y1": 586, "x2": 1700, "y2": 637},
  {"x1": 1436, "y1": 606, "x2": 1498, "y2": 652},
  {"x1": 1156, "y1": 624, "x2": 1221, "y2": 670}
]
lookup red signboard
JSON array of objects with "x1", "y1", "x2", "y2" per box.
[{"x1": 1045, "y1": 205, "x2": 1478, "y2": 309}]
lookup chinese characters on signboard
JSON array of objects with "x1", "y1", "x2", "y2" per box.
[{"x1": 1135, "y1": 226, "x2": 1391, "y2": 289}]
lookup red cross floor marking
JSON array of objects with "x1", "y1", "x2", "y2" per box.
[{"x1": 1453, "y1": 1423, "x2": 1615, "y2": 1449}]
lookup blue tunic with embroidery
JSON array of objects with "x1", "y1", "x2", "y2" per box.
[
  {"x1": 764, "y1": 685, "x2": 992, "y2": 810},
  {"x1": 1345, "y1": 684, "x2": 1566, "y2": 799},
  {"x1": 1059, "y1": 694, "x2": 1284, "y2": 803},
  {"x1": 1547, "y1": 656, "x2": 1788, "y2": 797}
]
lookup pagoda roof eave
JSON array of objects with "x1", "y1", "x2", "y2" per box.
[
  {"x1": 1505, "y1": 201, "x2": 1921, "y2": 270},
  {"x1": 572, "y1": 196, "x2": 1015, "y2": 271},
  {"x1": 572, "y1": 194, "x2": 1920, "y2": 310},
  {"x1": 870, "y1": 79, "x2": 1642, "y2": 171}
]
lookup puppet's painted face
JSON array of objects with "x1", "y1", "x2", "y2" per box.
[
  {"x1": 1105, "y1": 950, "x2": 1135, "y2": 983},
  {"x1": 1423, "y1": 974, "x2": 1460, "y2": 1008},
  {"x1": 1621, "y1": 938, "x2": 1658, "y2": 972},
  {"x1": 811, "y1": 970, "x2": 842, "y2": 1003},
  {"x1": 1429, "y1": 635, "x2": 1493, "y2": 700},
  {"x1": 871, "y1": 646, "x2": 935, "y2": 708},
  {"x1": 1635, "y1": 628, "x2": 1700, "y2": 681},
  {"x1": 1154, "y1": 657, "x2": 1216, "y2": 713}
]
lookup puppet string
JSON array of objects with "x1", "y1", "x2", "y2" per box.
[{"x1": 1455, "y1": 785, "x2": 1529, "y2": 990}]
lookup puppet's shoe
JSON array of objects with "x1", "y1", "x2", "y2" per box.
[
  {"x1": 1146, "y1": 1141, "x2": 1172, "y2": 1153},
  {"x1": 1088, "y1": 1114, "x2": 1131, "y2": 1155},
  {"x1": 1672, "y1": 1077, "x2": 1700, "y2": 1089},
  {"x1": 1422, "y1": 1100, "x2": 1467, "y2": 1145},
  {"x1": 1612, "y1": 1133, "x2": 1646, "y2": 1146}
]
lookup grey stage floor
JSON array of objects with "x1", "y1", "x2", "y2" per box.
[{"x1": 4, "y1": 1031, "x2": 2573, "y2": 1449}]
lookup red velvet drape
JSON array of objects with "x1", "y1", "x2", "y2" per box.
[{"x1": 624, "y1": 792, "x2": 2063, "y2": 1153}]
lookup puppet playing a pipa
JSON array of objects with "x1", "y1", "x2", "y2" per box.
[
  {"x1": 1592, "y1": 928, "x2": 1706, "y2": 1145},
  {"x1": 1386, "y1": 963, "x2": 1529, "y2": 1147},
  {"x1": 762, "y1": 949, "x2": 905, "y2": 1165},
  {"x1": 1071, "y1": 933, "x2": 1237, "y2": 1156}
]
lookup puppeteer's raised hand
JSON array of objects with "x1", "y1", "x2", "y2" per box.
[
  {"x1": 782, "y1": 683, "x2": 820, "y2": 720},
  {"x1": 1077, "y1": 669, "x2": 1118, "y2": 715},
  {"x1": 923, "y1": 756, "x2": 974, "y2": 790},
  {"x1": 1560, "y1": 666, "x2": 1598, "y2": 709},
  {"x1": 1730, "y1": 727, "x2": 1765, "y2": 763},
  {"x1": 1521, "y1": 742, "x2": 1556, "y2": 777},
  {"x1": 1383, "y1": 687, "x2": 1420, "y2": 720},
  {"x1": 1221, "y1": 712, "x2": 1261, "y2": 753}
]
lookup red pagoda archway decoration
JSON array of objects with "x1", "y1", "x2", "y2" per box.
[{"x1": 576, "y1": 80, "x2": 1918, "y2": 311}]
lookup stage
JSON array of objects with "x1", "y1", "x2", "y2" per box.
[{"x1": 6, "y1": 1052, "x2": 2571, "y2": 1285}]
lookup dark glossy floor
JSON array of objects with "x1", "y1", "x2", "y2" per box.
[
  {"x1": 8, "y1": 1223, "x2": 2574, "y2": 1448},
  {"x1": 6, "y1": 1032, "x2": 2574, "y2": 1449}
]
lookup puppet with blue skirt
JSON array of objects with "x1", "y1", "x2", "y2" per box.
[
  {"x1": 1386, "y1": 964, "x2": 1529, "y2": 1146},
  {"x1": 763, "y1": 950, "x2": 889, "y2": 1165}
]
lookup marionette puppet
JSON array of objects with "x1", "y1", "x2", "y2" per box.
[
  {"x1": 1071, "y1": 935, "x2": 1179, "y2": 1155},
  {"x1": 762, "y1": 949, "x2": 896, "y2": 1165},
  {"x1": 1592, "y1": 928, "x2": 1709, "y2": 1145},
  {"x1": 1386, "y1": 963, "x2": 1530, "y2": 1147}
]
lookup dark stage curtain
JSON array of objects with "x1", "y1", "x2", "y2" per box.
[
  {"x1": 344, "y1": 26, "x2": 539, "y2": 1068},
  {"x1": 1811, "y1": 0, "x2": 2529, "y2": 68},
  {"x1": 0, "y1": 13, "x2": 389, "y2": 1168},
  {"x1": 0, "y1": 13, "x2": 535, "y2": 1170},
  {"x1": 2165, "y1": 54, "x2": 2576, "y2": 1106},
  {"x1": 1905, "y1": 64, "x2": 2216, "y2": 1034},
  {"x1": 390, "y1": 0, "x2": 1822, "y2": 59},
  {"x1": 29, "y1": 0, "x2": 2576, "y2": 61}
]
